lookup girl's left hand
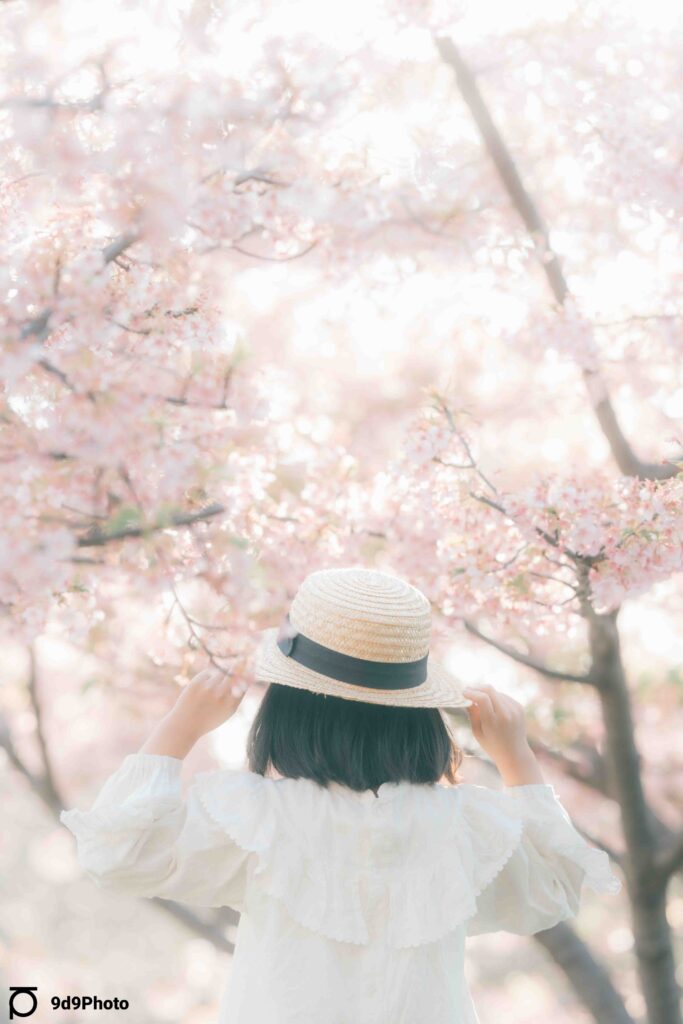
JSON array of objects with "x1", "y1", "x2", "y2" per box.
[{"x1": 169, "y1": 667, "x2": 247, "y2": 739}]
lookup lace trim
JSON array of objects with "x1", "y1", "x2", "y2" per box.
[
  {"x1": 386, "y1": 818, "x2": 525, "y2": 949},
  {"x1": 192, "y1": 770, "x2": 369, "y2": 945}
]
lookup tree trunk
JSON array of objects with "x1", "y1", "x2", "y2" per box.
[
  {"x1": 630, "y1": 888, "x2": 681, "y2": 1024},
  {"x1": 591, "y1": 610, "x2": 682, "y2": 1024}
]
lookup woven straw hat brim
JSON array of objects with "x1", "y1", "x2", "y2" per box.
[{"x1": 255, "y1": 627, "x2": 472, "y2": 709}]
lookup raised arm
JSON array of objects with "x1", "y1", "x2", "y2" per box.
[
  {"x1": 459, "y1": 684, "x2": 621, "y2": 937},
  {"x1": 60, "y1": 669, "x2": 262, "y2": 910}
]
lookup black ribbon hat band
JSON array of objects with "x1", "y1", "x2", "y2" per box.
[{"x1": 276, "y1": 613, "x2": 428, "y2": 691}]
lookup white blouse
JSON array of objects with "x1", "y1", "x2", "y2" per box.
[{"x1": 60, "y1": 753, "x2": 621, "y2": 1024}]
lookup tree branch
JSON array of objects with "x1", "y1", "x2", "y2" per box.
[
  {"x1": 434, "y1": 35, "x2": 679, "y2": 482},
  {"x1": 26, "y1": 642, "x2": 61, "y2": 809},
  {"x1": 462, "y1": 618, "x2": 596, "y2": 684},
  {"x1": 574, "y1": 826, "x2": 623, "y2": 866},
  {"x1": 75, "y1": 501, "x2": 225, "y2": 547},
  {"x1": 532, "y1": 739, "x2": 611, "y2": 796},
  {"x1": 534, "y1": 922, "x2": 636, "y2": 1024},
  {"x1": 19, "y1": 232, "x2": 139, "y2": 343},
  {"x1": 150, "y1": 899, "x2": 235, "y2": 954},
  {"x1": 467, "y1": 489, "x2": 602, "y2": 566}
]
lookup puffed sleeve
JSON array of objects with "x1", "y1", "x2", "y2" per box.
[
  {"x1": 460, "y1": 782, "x2": 622, "y2": 938},
  {"x1": 59, "y1": 752, "x2": 272, "y2": 913}
]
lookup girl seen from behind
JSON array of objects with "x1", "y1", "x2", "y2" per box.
[{"x1": 61, "y1": 567, "x2": 621, "y2": 1024}]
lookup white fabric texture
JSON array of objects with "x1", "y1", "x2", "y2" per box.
[{"x1": 60, "y1": 753, "x2": 621, "y2": 1024}]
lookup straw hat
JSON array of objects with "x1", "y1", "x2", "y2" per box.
[{"x1": 255, "y1": 567, "x2": 472, "y2": 711}]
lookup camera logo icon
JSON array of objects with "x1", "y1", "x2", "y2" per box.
[{"x1": 9, "y1": 987, "x2": 38, "y2": 1019}]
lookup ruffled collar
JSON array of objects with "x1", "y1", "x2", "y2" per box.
[{"x1": 191, "y1": 770, "x2": 620, "y2": 948}]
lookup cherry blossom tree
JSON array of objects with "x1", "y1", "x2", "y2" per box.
[{"x1": 2, "y1": 1, "x2": 682, "y2": 1022}]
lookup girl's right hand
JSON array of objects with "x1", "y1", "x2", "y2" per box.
[
  {"x1": 169, "y1": 667, "x2": 246, "y2": 740},
  {"x1": 461, "y1": 683, "x2": 531, "y2": 766},
  {"x1": 138, "y1": 667, "x2": 247, "y2": 759}
]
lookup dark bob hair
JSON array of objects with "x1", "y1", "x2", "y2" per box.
[{"x1": 246, "y1": 683, "x2": 463, "y2": 793}]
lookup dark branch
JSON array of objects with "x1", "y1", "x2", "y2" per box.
[
  {"x1": 230, "y1": 239, "x2": 319, "y2": 261},
  {"x1": 26, "y1": 643, "x2": 62, "y2": 808},
  {"x1": 462, "y1": 618, "x2": 596, "y2": 685},
  {"x1": 575, "y1": 826, "x2": 622, "y2": 866},
  {"x1": 434, "y1": 35, "x2": 678, "y2": 482},
  {"x1": 150, "y1": 899, "x2": 235, "y2": 954},
  {"x1": 19, "y1": 232, "x2": 139, "y2": 343},
  {"x1": 76, "y1": 502, "x2": 225, "y2": 547},
  {"x1": 534, "y1": 922, "x2": 636, "y2": 1024},
  {"x1": 532, "y1": 739, "x2": 611, "y2": 797}
]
